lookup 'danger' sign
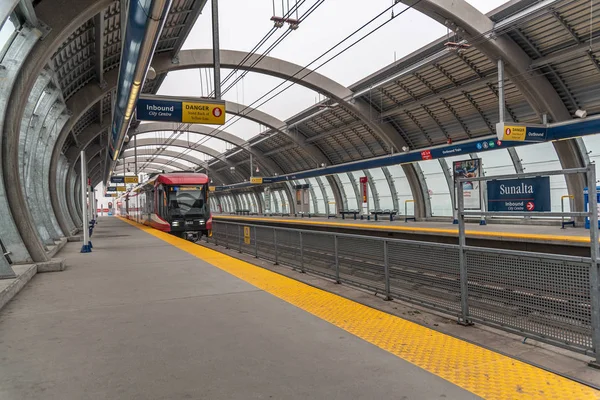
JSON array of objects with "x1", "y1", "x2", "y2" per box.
[{"x1": 487, "y1": 177, "x2": 551, "y2": 212}]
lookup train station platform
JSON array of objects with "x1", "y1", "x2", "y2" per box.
[{"x1": 1, "y1": 217, "x2": 599, "y2": 399}]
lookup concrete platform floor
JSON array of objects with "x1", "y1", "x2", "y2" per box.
[{"x1": 0, "y1": 217, "x2": 480, "y2": 400}]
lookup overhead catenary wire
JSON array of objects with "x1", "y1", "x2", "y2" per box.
[
  {"x1": 166, "y1": 0, "x2": 413, "y2": 172},
  {"x1": 195, "y1": 0, "x2": 423, "y2": 152},
  {"x1": 158, "y1": 0, "x2": 316, "y2": 149},
  {"x1": 159, "y1": 0, "x2": 328, "y2": 170},
  {"x1": 220, "y1": 0, "x2": 324, "y2": 97},
  {"x1": 210, "y1": 0, "x2": 312, "y2": 97}
]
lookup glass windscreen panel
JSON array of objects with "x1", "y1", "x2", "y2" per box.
[{"x1": 168, "y1": 185, "x2": 208, "y2": 217}]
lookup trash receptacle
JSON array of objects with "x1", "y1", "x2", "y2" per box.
[{"x1": 584, "y1": 186, "x2": 600, "y2": 229}]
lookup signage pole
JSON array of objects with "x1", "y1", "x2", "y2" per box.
[
  {"x1": 91, "y1": 188, "x2": 96, "y2": 222},
  {"x1": 250, "y1": 153, "x2": 253, "y2": 178},
  {"x1": 80, "y1": 151, "x2": 91, "y2": 253},
  {"x1": 453, "y1": 174, "x2": 458, "y2": 224},
  {"x1": 211, "y1": 0, "x2": 221, "y2": 100},
  {"x1": 498, "y1": 59, "x2": 505, "y2": 124},
  {"x1": 588, "y1": 164, "x2": 600, "y2": 366},
  {"x1": 134, "y1": 135, "x2": 138, "y2": 176}
]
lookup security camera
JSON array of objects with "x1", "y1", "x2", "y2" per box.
[
  {"x1": 575, "y1": 109, "x2": 587, "y2": 118},
  {"x1": 124, "y1": 135, "x2": 130, "y2": 143},
  {"x1": 402, "y1": 146, "x2": 409, "y2": 152}
]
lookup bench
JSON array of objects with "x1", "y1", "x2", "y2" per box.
[
  {"x1": 339, "y1": 209, "x2": 360, "y2": 220},
  {"x1": 370, "y1": 209, "x2": 398, "y2": 222}
]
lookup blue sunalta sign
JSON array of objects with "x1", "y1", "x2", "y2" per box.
[{"x1": 487, "y1": 176, "x2": 551, "y2": 212}]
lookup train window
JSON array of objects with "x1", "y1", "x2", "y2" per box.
[
  {"x1": 168, "y1": 185, "x2": 207, "y2": 217},
  {"x1": 146, "y1": 190, "x2": 154, "y2": 214}
]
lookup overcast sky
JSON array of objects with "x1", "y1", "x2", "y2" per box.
[{"x1": 156, "y1": 0, "x2": 507, "y2": 153}]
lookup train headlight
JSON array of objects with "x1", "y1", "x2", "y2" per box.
[{"x1": 172, "y1": 221, "x2": 180, "y2": 227}]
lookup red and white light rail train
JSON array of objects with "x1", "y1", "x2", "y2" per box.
[{"x1": 117, "y1": 172, "x2": 212, "y2": 241}]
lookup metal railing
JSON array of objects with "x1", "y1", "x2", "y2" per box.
[
  {"x1": 455, "y1": 165, "x2": 598, "y2": 358},
  {"x1": 208, "y1": 218, "x2": 597, "y2": 357}
]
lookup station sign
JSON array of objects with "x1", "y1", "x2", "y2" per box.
[
  {"x1": 116, "y1": 186, "x2": 126, "y2": 192},
  {"x1": 208, "y1": 186, "x2": 216, "y2": 192},
  {"x1": 106, "y1": 186, "x2": 117, "y2": 192},
  {"x1": 136, "y1": 94, "x2": 225, "y2": 125},
  {"x1": 496, "y1": 123, "x2": 547, "y2": 142},
  {"x1": 250, "y1": 177, "x2": 263, "y2": 184},
  {"x1": 110, "y1": 175, "x2": 138, "y2": 184},
  {"x1": 487, "y1": 177, "x2": 551, "y2": 212}
]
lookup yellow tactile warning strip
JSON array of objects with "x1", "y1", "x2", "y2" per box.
[
  {"x1": 214, "y1": 215, "x2": 592, "y2": 244},
  {"x1": 121, "y1": 217, "x2": 600, "y2": 400}
]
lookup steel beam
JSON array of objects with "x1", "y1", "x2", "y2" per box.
[
  {"x1": 4, "y1": 0, "x2": 112, "y2": 263},
  {"x1": 346, "y1": 172, "x2": 361, "y2": 210},
  {"x1": 0, "y1": 0, "x2": 20, "y2": 28},
  {"x1": 381, "y1": 166, "x2": 400, "y2": 211},
  {"x1": 16, "y1": 0, "x2": 39, "y2": 28},
  {"x1": 399, "y1": 0, "x2": 585, "y2": 213},
  {"x1": 314, "y1": 176, "x2": 330, "y2": 215},
  {"x1": 0, "y1": 26, "x2": 41, "y2": 263},
  {"x1": 153, "y1": 49, "x2": 409, "y2": 152},
  {"x1": 94, "y1": 10, "x2": 106, "y2": 86}
]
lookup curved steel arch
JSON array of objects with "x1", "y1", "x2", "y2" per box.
[
  {"x1": 117, "y1": 157, "x2": 190, "y2": 172},
  {"x1": 67, "y1": 106, "x2": 285, "y2": 175},
  {"x1": 153, "y1": 49, "x2": 408, "y2": 152},
  {"x1": 400, "y1": 0, "x2": 586, "y2": 211},
  {"x1": 3, "y1": 0, "x2": 113, "y2": 263},
  {"x1": 128, "y1": 123, "x2": 282, "y2": 175},
  {"x1": 123, "y1": 139, "x2": 247, "y2": 181}
]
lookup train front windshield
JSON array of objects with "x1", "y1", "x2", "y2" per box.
[{"x1": 168, "y1": 185, "x2": 208, "y2": 217}]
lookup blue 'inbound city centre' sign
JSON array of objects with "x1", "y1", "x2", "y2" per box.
[
  {"x1": 137, "y1": 98, "x2": 183, "y2": 122},
  {"x1": 487, "y1": 177, "x2": 551, "y2": 212}
]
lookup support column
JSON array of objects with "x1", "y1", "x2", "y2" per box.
[
  {"x1": 67, "y1": 165, "x2": 82, "y2": 228},
  {"x1": 315, "y1": 176, "x2": 330, "y2": 215},
  {"x1": 326, "y1": 175, "x2": 343, "y2": 215},
  {"x1": 42, "y1": 111, "x2": 70, "y2": 237},
  {"x1": 347, "y1": 172, "x2": 361, "y2": 209},
  {"x1": 211, "y1": 0, "x2": 221, "y2": 100},
  {"x1": 382, "y1": 167, "x2": 400, "y2": 212},
  {"x1": 57, "y1": 155, "x2": 76, "y2": 232},
  {"x1": 80, "y1": 151, "x2": 91, "y2": 253},
  {"x1": 0, "y1": 26, "x2": 41, "y2": 263}
]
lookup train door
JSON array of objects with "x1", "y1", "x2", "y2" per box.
[{"x1": 157, "y1": 185, "x2": 168, "y2": 222}]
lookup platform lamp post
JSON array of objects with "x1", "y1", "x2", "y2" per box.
[{"x1": 80, "y1": 151, "x2": 91, "y2": 253}]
